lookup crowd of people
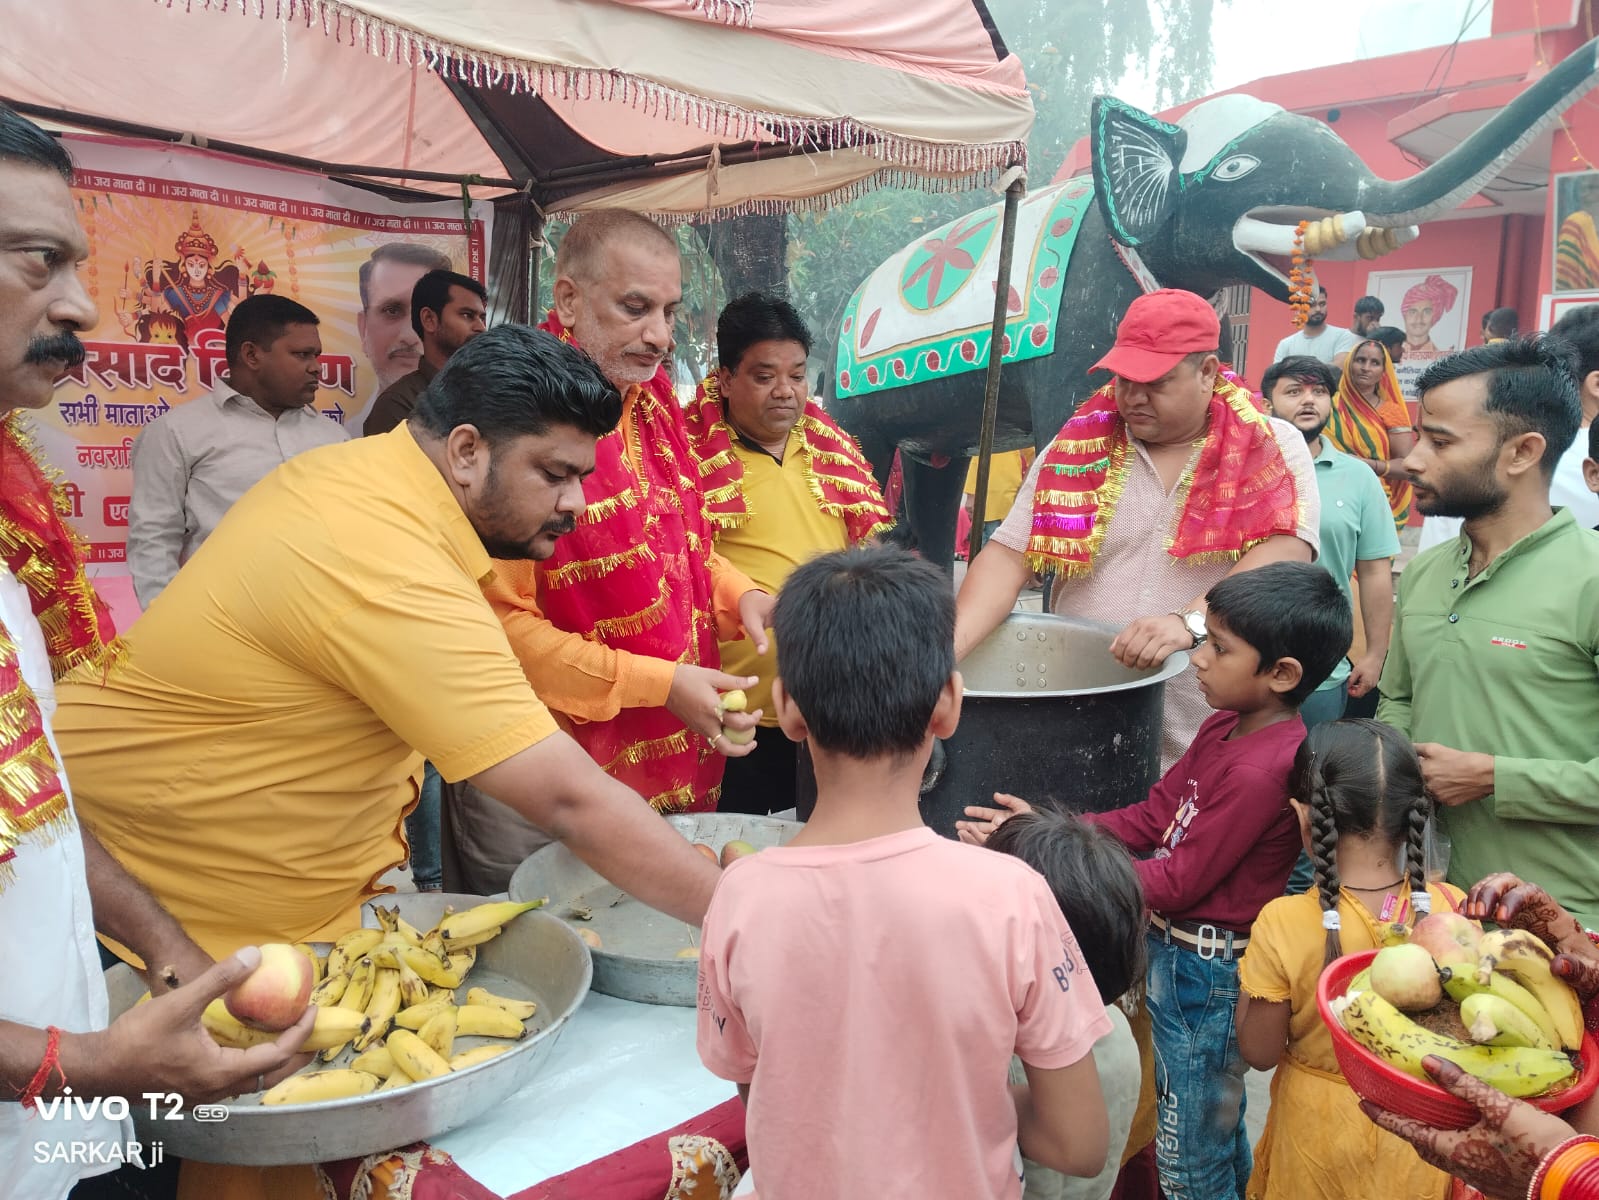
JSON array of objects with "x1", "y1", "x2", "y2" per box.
[{"x1": 1, "y1": 98, "x2": 1598, "y2": 1200}]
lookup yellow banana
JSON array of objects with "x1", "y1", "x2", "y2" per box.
[
  {"x1": 262, "y1": 1069, "x2": 380, "y2": 1106},
  {"x1": 348, "y1": 1045, "x2": 396, "y2": 1077},
  {"x1": 367, "y1": 946, "x2": 405, "y2": 971},
  {"x1": 387, "y1": 1029, "x2": 451, "y2": 1081},
  {"x1": 449, "y1": 1045, "x2": 511, "y2": 1071},
  {"x1": 335, "y1": 928, "x2": 385, "y2": 959},
  {"x1": 336, "y1": 956, "x2": 375, "y2": 1013},
  {"x1": 352, "y1": 968, "x2": 402, "y2": 1052},
  {"x1": 324, "y1": 946, "x2": 350, "y2": 980},
  {"x1": 305, "y1": 1005, "x2": 370, "y2": 1053},
  {"x1": 398, "y1": 945, "x2": 464, "y2": 988},
  {"x1": 395, "y1": 997, "x2": 454, "y2": 1030},
  {"x1": 1334, "y1": 988, "x2": 1573, "y2": 1097},
  {"x1": 418, "y1": 1005, "x2": 458, "y2": 1060},
  {"x1": 371, "y1": 904, "x2": 399, "y2": 933},
  {"x1": 1380, "y1": 923, "x2": 1412, "y2": 948},
  {"x1": 465, "y1": 987, "x2": 537, "y2": 1021},
  {"x1": 376, "y1": 1068, "x2": 412, "y2": 1092},
  {"x1": 309, "y1": 970, "x2": 349, "y2": 1007},
  {"x1": 447, "y1": 948, "x2": 477, "y2": 979},
  {"x1": 396, "y1": 960, "x2": 431, "y2": 1010},
  {"x1": 442, "y1": 926, "x2": 501, "y2": 952},
  {"x1": 1461, "y1": 993, "x2": 1556, "y2": 1050},
  {"x1": 438, "y1": 898, "x2": 546, "y2": 943},
  {"x1": 422, "y1": 930, "x2": 448, "y2": 959},
  {"x1": 1476, "y1": 930, "x2": 1584, "y2": 1050},
  {"x1": 427, "y1": 985, "x2": 457, "y2": 1003},
  {"x1": 394, "y1": 915, "x2": 426, "y2": 948},
  {"x1": 454, "y1": 1004, "x2": 528, "y2": 1040}
]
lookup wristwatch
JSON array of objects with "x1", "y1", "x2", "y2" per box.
[{"x1": 1173, "y1": 609, "x2": 1208, "y2": 648}]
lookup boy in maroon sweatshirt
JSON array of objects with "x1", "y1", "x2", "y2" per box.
[{"x1": 961, "y1": 561, "x2": 1352, "y2": 1200}]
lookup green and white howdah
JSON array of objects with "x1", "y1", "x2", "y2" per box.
[{"x1": 835, "y1": 181, "x2": 1094, "y2": 399}]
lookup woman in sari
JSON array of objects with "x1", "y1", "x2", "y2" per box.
[{"x1": 1327, "y1": 338, "x2": 1415, "y2": 534}]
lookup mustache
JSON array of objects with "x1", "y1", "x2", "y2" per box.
[
  {"x1": 24, "y1": 332, "x2": 86, "y2": 368},
  {"x1": 541, "y1": 515, "x2": 577, "y2": 537}
]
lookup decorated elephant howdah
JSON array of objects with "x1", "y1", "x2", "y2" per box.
[{"x1": 831, "y1": 37, "x2": 1599, "y2": 570}]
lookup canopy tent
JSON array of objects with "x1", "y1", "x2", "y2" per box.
[{"x1": 1, "y1": 0, "x2": 1032, "y2": 217}]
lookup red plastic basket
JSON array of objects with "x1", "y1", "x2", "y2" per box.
[{"x1": 1316, "y1": 949, "x2": 1599, "y2": 1130}]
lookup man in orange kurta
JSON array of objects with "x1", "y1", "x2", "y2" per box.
[{"x1": 454, "y1": 213, "x2": 774, "y2": 888}]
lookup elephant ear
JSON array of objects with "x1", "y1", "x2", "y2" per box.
[{"x1": 1091, "y1": 96, "x2": 1186, "y2": 248}]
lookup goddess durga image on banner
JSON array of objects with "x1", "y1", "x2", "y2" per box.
[{"x1": 116, "y1": 211, "x2": 275, "y2": 346}]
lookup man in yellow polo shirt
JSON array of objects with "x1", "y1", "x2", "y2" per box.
[
  {"x1": 684, "y1": 294, "x2": 891, "y2": 813},
  {"x1": 55, "y1": 325, "x2": 720, "y2": 965}
]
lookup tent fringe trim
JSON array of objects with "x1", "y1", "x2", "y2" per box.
[{"x1": 165, "y1": 0, "x2": 1029, "y2": 181}]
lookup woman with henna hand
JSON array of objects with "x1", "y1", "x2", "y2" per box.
[{"x1": 1360, "y1": 873, "x2": 1599, "y2": 1199}]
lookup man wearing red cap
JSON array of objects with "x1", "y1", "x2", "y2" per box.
[{"x1": 956, "y1": 289, "x2": 1320, "y2": 769}]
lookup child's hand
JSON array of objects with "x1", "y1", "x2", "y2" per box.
[{"x1": 956, "y1": 792, "x2": 1033, "y2": 846}]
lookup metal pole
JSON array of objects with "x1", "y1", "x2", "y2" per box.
[
  {"x1": 968, "y1": 176, "x2": 1026, "y2": 557},
  {"x1": 525, "y1": 195, "x2": 544, "y2": 325}
]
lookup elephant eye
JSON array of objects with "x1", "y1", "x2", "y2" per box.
[{"x1": 1212, "y1": 154, "x2": 1260, "y2": 181}]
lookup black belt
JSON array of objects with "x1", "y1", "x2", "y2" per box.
[{"x1": 1150, "y1": 913, "x2": 1250, "y2": 961}]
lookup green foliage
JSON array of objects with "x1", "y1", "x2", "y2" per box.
[{"x1": 785, "y1": 0, "x2": 1223, "y2": 370}]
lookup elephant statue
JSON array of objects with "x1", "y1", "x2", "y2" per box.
[{"x1": 830, "y1": 37, "x2": 1599, "y2": 570}]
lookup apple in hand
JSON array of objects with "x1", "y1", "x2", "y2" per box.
[
  {"x1": 717, "y1": 690, "x2": 748, "y2": 715},
  {"x1": 720, "y1": 839, "x2": 757, "y2": 868},
  {"x1": 224, "y1": 942, "x2": 315, "y2": 1031}
]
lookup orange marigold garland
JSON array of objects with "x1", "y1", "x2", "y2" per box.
[{"x1": 1289, "y1": 220, "x2": 1314, "y2": 327}]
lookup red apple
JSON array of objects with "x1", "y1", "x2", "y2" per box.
[
  {"x1": 224, "y1": 943, "x2": 314, "y2": 1031},
  {"x1": 691, "y1": 842, "x2": 720, "y2": 865},
  {"x1": 720, "y1": 839, "x2": 757, "y2": 868},
  {"x1": 1409, "y1": 911, "x2": 1482, "y2": 963}
]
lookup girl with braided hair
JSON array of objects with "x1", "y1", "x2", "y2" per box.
[{"x1": 1232, "y1": 719, "x2": 1464, "y2": 1200}]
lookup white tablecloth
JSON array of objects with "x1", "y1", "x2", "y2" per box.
[{"x1": 431, "y1": 992, "x2": 736, "y2": 1195}]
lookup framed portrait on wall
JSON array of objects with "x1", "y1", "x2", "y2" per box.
[
  {"x1": 1539, "y1": 289, "x2": 1599, "y2": 330},
  {"x1": 1552, "y1": 170, "x2": 1599, "y2": 292},
  {"x1": 1368, "y1": 266, "x2": 1473, "y2": 399}
]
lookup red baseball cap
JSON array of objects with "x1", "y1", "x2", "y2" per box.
[{"x1": 1090, "y1": 290, "x2": 1221, "y2": 383}]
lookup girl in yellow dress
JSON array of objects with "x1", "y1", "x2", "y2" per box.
[{"x1": 1235, "y1": 719, "x2": 1459, "y2": 1200}]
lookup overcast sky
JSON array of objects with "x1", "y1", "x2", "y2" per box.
[{"x1": 1117, "y1": 0, "x2": 1493, "y2": 110}]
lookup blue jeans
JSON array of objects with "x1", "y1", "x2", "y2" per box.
[
  {"x1": 405, "y1": 761, "x2": 444, "y2": 891},
  {"x1": 1146, "y1": 932, "x2": 1250, "y2": 1200}
]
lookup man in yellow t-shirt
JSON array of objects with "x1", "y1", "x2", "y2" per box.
[
  {"x1": 55, "y1": 325, "x2": 721, "y2": 964},
  {"x1": 962, "y1": 448, "x2": 1033, "y2": 557},
  {"x1": 683, "y1": 294, "x2": 891, "y2": 814}
]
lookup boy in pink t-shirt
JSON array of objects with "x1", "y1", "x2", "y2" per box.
[{"x1": 696, "y1": 546, "x2": 1111, "y2": 1199}]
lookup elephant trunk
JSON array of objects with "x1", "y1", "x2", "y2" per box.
[{"x1": 1360, "y1": 36, "x2": 1599, "y2": 226}]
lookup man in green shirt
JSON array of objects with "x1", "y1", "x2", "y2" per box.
[
  {"x1": 1263, "y1": 355, "x2": 1400, "y2": 729},
  {"x1": 1378, "y1": 336, "x2": 1599, "y2": 927}
]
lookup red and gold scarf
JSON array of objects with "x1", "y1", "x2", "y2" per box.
[
  {"x1": 1025, "y1": 376, "x2": 1301, "y2": 576},
  {"x1": 535, "y1": 314, "x2": 722, "y2": 813},
  {"x1": 0, "y1": 413, "x2": 120, "y2": 887},
  {"x1": 683, "y1": 374, "x2": 892, "y2": 542}
]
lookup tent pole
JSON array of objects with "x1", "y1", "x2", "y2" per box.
[
  {"x1": 526, "y1": 196, "x2": 544, "y2": 325},
  {"x1": 968, "y1": 175, "x2": 1025, "y2": 558}
]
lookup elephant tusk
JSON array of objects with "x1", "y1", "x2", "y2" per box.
[{"x1": 1234, "y1": 211, "x2": 1368, "y2": 257}]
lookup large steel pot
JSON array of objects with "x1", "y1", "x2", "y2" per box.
[{"x1": 797, "y1": 612, "x2": 1188, "y2": 835}]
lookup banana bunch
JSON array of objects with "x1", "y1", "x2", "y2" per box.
[
  {"x1": 1332, "y1": 987, "x2": 1575, "y2": 1098},
  {"x1": 1335, "y1": 921, "x2": 1586, "y2": 1103},
  {"x1": 216, "y1": 898, "x2": 546, "y2": 1107}
]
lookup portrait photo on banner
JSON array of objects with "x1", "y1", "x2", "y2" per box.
[
  {"x1": 1553, "y1": 169, "x2": 1599, "y2": 292},
  {"x1": 1367, "y1": 265, "x2": 1473, "y2": 399},
  {"x1": 37, "y1": 135, "x2": 493, "y2": 631}
]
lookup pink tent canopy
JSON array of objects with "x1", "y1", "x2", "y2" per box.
[{"x1": 1, "y1": 0, "x2": 1033, "y2": 215}]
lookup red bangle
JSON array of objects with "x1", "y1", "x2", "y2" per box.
[
  {"x1": 1557, "y1": 1151, "x2": 1599, "y2": 1199},
  {"x1": 17, "y1": 1025, "x2": 64, "y2": 1111},
  {"x1": 1545, "y1": 1140, "x2": 1599, "y2": 1198}
]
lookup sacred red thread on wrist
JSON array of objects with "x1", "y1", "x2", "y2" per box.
[{"x1": 18, "y1": 1025, "x2": 64, "y2": 1111}]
